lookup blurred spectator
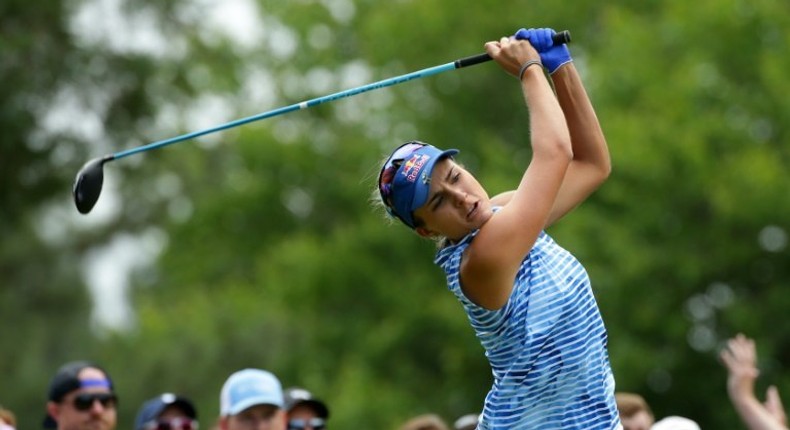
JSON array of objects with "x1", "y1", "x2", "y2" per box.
[
  {"x1": 651, "y1": 416, "x2": 701, "y2": 430},
  {"x1": 616, "y1": 392, "x2": 654, "y2": 430},
  {"x1": 0, "y1": 405, "x2": 16, "y2": 430},
  {"x1": 283, "y1": 387, "x2": 329, "y2": 430},
  {"x1": 134, "y1": 393, "x2": 198, "y2": 430},
  {"x1": 452, "y1": 413, "x2": 478, "y2": 430},
  {"x1": 398, "y1": 413, "x2": 450, "y2": 430},
  {"x1": 43, "y1": 360, "x2": 117, "y2": 430},
  {"x1": 218, "y1": 368, "x2": 287, "y2": 430},
  {"x1": 721, "y1": 333, "x2": 789, "y2": 430}
]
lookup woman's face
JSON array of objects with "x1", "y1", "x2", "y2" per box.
[{"x1": 413, "y1": 158, "x2": 492, "y2": 241}]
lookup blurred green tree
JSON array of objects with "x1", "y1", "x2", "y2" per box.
[{"x1": 2, "y1": 0, "x2": 788, "y2": 429}]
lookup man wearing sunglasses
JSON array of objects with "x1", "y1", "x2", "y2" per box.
[
  {"x1": 134, "y1": 393, "x2": 199, "y2": 430},
  {"x1": 283, "y1": 387, "x2": 329, "y2": 430},
  {"x1": 43, "y1": 360, "x2": 118, "y2": 430}
]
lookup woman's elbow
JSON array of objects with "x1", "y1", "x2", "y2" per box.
[
  {"x1": 555, "y1": 134, "x2": 575, "y2": 163},
  {"x1": 591, "y1": 158, "x2": 611, "y2": 187},
  {"x1": 534, "y1": 135, "x2": 573, "y2": 165},
  {"x1": 599, "y1": 155, "x2": 612, "y2": 179},
  {"x1": 591, "y1": 140, "x2": 612, "y2": 181}
]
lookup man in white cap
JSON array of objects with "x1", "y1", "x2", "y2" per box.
[
  {"x1": 651, "y1": 416, "x2": 701, "y2": 430},
  {"x1": 452, "y1": 413, "x2": 479, "y2": 430},
  {"x1": 219, "y1": 368, "x2": 287, "y2": 430}
]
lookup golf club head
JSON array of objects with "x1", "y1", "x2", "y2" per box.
[{"x1": 73, "y1": 155, "x2": 113, "y2": 214}]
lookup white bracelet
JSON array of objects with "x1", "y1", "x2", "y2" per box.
[{"x1": 519, "y1": 60, "x2": 543, "y2": 80}]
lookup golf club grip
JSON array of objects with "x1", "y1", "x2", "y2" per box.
[{"x1": 455, "y1": 30, "x2": 571, "y2": 69}]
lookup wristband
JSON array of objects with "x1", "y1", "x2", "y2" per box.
[{"x1": 519, "y1": 60, "x2": 542, "y2": 80}]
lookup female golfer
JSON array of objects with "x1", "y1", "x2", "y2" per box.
[{"x1": 376, "y1": 28, "x2": 620, "y2": 429}]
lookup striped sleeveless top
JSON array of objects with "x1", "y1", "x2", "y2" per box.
[{"x1": 435, "y1": 229, "x2": 620, "y2": 430}]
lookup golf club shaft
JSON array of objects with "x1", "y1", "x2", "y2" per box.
[
  {"x1": 115, "y1": 62, "x2": 463, "y2": 160},
  {"x1": 112, "y1": 30, "x2": 570, "y2": 160}
]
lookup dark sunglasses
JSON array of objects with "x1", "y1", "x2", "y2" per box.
[
  {"x1": 143, "y1": 418, "x2": 199, "y2": 430},
  {"x1": 378, "y1": 141, "x2": 429, "y2": 209},
  {"x1": 72, "y1": 392, "x2": 117, "y2": 411},
  {"x1": 288, "y1": 418, "x2": 326, "y2": 430}
]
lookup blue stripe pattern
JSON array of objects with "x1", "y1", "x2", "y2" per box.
[{"x1": 435, "y1": 231, "x2": 620, "y2": 430}]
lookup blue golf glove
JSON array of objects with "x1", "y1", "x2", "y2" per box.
[{"x1": 514, "y1": 27, "x2": 572, "y2": 74}]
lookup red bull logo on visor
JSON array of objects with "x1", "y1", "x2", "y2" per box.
[{"x1": 400, "y1": 153, "x2": 430, "y2": 183}]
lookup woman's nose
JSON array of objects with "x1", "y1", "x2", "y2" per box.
[{"x1": 449, "y1": 187, "x2": 467, "y2": 204}]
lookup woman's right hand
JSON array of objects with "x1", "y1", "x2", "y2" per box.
[{"x1": 484, "y1": 37, "x2": 541, "y2": 78}]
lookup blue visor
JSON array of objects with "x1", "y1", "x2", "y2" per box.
[{"x1": 378, "y1": 141, "x2": 459, "y2": 228}]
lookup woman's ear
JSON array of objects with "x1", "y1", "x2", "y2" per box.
[{"x1": 415, "y1": 227, "x2": 434, "y2": 238}]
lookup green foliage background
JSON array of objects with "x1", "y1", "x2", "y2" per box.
[{"x1": 2, "y1": 0, "x2": 789, "y2": 428}]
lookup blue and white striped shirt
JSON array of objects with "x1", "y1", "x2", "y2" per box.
[{"x1": 435, "y1": 229, "x2": 620, "y2": 430}]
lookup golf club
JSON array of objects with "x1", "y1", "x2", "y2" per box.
[{"x1": 73, "y1": 30, "x2": 571, "y2": 214}]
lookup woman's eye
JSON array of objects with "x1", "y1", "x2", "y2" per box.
[{"x1": 452, "y1": 173, "x2": 461, "y2": 183}]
